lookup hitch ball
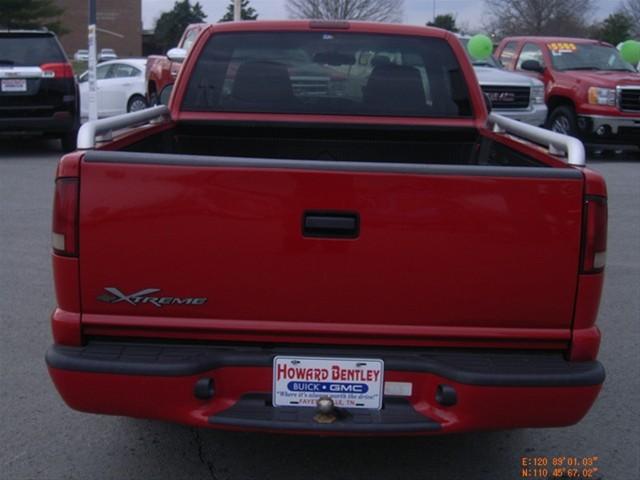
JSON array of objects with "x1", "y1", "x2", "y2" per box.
[
  {"x1": 316, "y1": 396, "x2": 335, "y2": 414},
  {"x1": 314, "y1": 396, "x2": 337, "y2": 424}
]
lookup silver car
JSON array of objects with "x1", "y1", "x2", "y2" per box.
[{"x1": 459, "y1": 37, "x2": 547, "y2": 126}]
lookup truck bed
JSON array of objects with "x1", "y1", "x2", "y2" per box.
[{"x1": 78, "y1": 123, "x2": 584, "y2": 349}]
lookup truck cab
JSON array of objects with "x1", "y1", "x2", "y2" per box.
[{"x1": 496, "y1": 36, "x2": 640, "y2": 148}]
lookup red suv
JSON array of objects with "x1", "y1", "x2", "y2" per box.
[{"x1": 496, "y1": 36, "x2": 640, "y2": 148}]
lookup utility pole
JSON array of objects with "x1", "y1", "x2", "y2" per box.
[
  {"x1": 433, "y1": 0, "x2": 436, "y2": 22},
  {"x1": 234, "y1": 0, "x2": 241, "y2": 21},
  {"x1": 88, "y1": 0, "x2": 98, "y2": 121}
]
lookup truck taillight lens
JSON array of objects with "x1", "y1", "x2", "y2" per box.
[
  {"x1": 52, "y1": 178, "x2": 79, "y2": 257},
  {"x1": 41, "y1": 63, "x2": 74, "y2": 79},
  {"x1": 581, "y1": 196, "x2": 607, "y2": 274}
]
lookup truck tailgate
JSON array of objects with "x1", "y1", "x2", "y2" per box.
[{"x1": 78, "y1": 153, "x2": 584, "y2": 344}]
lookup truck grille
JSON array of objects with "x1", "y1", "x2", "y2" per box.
[
  {"x1": 482, "y1": 86, "x2": 530, "y2": 110},
  {"x1": 619, "y1": 87, "x2": 640, "y2": 112},
  {"x1": 618, "y1": 127, "x2": 640, "y2": 142}
]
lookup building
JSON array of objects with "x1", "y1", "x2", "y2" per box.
[{"x1": 54, "y1": 0, "x2": 142, "y2": 58}]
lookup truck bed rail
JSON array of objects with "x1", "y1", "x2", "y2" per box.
[
  {"x1": 489, "y1": 113, "x2": 586, "y2": 167},
  {"x1": 77, "y1": 105, "x2": 170, "y2": 149},
  {"x1": 76, "y1": 108, "x2": 585, "y2": 167}
]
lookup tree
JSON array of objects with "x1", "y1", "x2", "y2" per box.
[
  {"x1": 597, "y1": 12, "x2": 633, "y2": 46},
  {"x1": 154, "y1": 0, "x2": 207, "y2": 53},
  {"x1": 0, "y1": 0, "x2": 66, "y2": 34},
  {"x1": 621, "y1": 0, "x2": 640, "y2": 37},
  {"x1": 286, "y1": 0, "x2": 404, "y2": 23},
  {"x1": 427, "y1": 14, "x2": 459, "y2": 32},
  {"x1": 220, "y1": 0, "x2": 258, "y2": 22},
  {"x1": 483, "y1": 0, "x2": 596, "y2": 37}
]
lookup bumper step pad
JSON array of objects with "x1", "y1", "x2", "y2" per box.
[{"x1": 210, "y1": 393, "x2": 441, "y2": 433}]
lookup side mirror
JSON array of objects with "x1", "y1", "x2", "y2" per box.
[
  {"x1": 521, "y1": 60, "x2": 544, "y2": 73},
  {"x1": 167, "y1": 47, "x2": 187, "y2": 63},
  {"x1": 483, "y1": 92, "x2": 493, "y2": 113}
]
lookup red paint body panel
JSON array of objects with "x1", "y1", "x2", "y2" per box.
[
  {"x1": 52, "y1": 254, "x2": 80, "y2": 312},
  {"x1": 50, "y1": 308, "x2": 81, "y2": 346},
  {"x1": 570, "y1": 327, "x2": 601, "y2": 362},
  {"x1": 573, "y1": 274, "x2": 605, "y2": 331},
  {"x1": 80, "y1": 313, "x2": 570, "y2": 349},
  {"x1": 78, "y1": 163, "x2": 584, "y2": 342},
  {"x1": 56, "y1": 151, "x2": 82, "y2": 177},
  {"x1": 48, "y1": 365, "x2": 602, "y2": 434}
]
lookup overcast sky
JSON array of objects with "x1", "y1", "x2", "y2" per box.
[{"x1": 143, "y1": 0, "x2": 620, "y2": 31}]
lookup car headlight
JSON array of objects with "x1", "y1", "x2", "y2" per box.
[
  {"x1": 530, "y1": 85, "x2": 545, "y2": 105},
  {"x1": 588, "y1": 87, "x2": 616, "y2": 106}
]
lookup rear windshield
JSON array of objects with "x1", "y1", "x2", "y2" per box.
[
  {"x1": 182, "y1": 32, "x2": 473, "y2": 117},
  {"x1": 0, "y1": 35, "x2": 66, "y2": 66}
]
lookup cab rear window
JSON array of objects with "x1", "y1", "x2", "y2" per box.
[
  {"x1": 0, "y1": 34, "x2": 66, "y2": 66},
  {"x1": 182, "y1": 32, "x2": 473, "y2": 117}
]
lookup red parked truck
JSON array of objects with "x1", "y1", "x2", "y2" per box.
[
  {"x1": 48, "y1": 21, "x2": 607, "y2": 435},
  {"x1": 496, "y1": 36, "x2": 640, "y2": 149},
  {"x1": 145, "y1": 23, "x2": 206, "y2": 106}
]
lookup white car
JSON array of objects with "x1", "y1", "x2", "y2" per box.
[
  {"x1": 73, "y1": 49, "x2": 89, "y2": 62},
  {"x1": 79, "y1": 59, "x2": 148, "y2": 119},
  {"x1": 98, "y1": 48, "x2": 118, "y2": 62}
]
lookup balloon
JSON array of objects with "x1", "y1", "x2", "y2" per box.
[
  {"x1": 467, "y1": 34, "x2": 494, "y2": 60},
  {"x1": 619, "y1": 40, "x2": 640, "y2": 65}
]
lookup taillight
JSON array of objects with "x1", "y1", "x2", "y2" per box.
[
  {"x1": 52, "y1": 178, "x2": 79, "y2": 257},
  {"x1": 581, "y1": 196, "x2": 607, "y2": 274},
  {"x1": 41, "y1": 63, "x2": 74, "y2": 79}
]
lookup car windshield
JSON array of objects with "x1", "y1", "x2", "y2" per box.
[
  {"x1": 0, "y1": 35, "x2": 65, "y2": 66},
  {"x1": 183, "y1": 32, "x2": 473, "y2": 118},
  {"x1": 459, "y1": 38, "x2": 501, "y2": 68},
  {"x1": 548, "y1": 42, "x2": 635, "y2": 71}
]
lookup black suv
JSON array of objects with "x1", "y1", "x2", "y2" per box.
[{"x1": 0, "y1": 30, "x2": 79, "y2": 151}]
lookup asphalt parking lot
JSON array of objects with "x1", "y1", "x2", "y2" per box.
[{"x1": 1, "y1": 138, "x2": 638, "y2": 480}]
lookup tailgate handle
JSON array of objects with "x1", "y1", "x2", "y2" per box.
[{"x1": 303, "y1": 212, "x2": 359, "y2": 238}]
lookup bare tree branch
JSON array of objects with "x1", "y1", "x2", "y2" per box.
[
  {"x1": 621, "y1": 0, "x2": 640, "y2": 36},
  {"x1": 483, "y1": 0, "x2": 596, "y2": 37},
  {"x1": 286, "y1": 0, "x2": 404, "y2": 23}
]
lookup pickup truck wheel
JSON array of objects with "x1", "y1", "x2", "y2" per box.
[
  {"x1": 127, "y1": 95, "x2": 148, "y2": 113},
  {"x1": 546, "y1": 106, "x2": 578, "y2": 137},
  {"x1": 60, "y1": 130, "x2": 77, "y2": 153}
]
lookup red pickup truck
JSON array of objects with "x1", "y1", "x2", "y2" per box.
[
  {"x1": 47, "y1": 21, "x2": 607, "y2": 435},
  {"x1": 145, "y1": 23, "x2": 206, "y2": 106},
  {"x1": 496, "y1": 36, "x2": 640, "y2": 148}
]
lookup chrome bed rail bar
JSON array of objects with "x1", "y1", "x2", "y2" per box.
[
  {"x1": 488, "y1": 113, "x2": 586, "y2": 167},
  {"x1": 77, "y1": 105, "x2": 170, "y2": 149}
]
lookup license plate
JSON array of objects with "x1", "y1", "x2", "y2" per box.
[
  {"x1": 1, "y1": 79, "x2": 27, "y2": 92},
  {"x1": 273, "y1": 356, "x2": 384, "y2": 409}
]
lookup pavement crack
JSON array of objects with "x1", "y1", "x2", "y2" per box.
[{"x1": 192, "y1": 427, "x2": 220, "y2": 480}]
